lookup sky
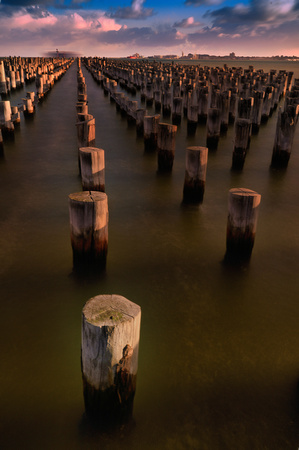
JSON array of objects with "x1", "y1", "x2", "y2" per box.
[{"x1": 0, "y1": 0, "x2": 299, "y2": 57}]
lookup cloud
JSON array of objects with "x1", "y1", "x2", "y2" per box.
[
  {"x1": 181, "y1": 0, "x2": 299, "y2": 55},
  {"x1": 96, "y1": 16, "x2": 122, "y2": 32},
  {"x1": 107, "y1": 0, "x2": 154, "y2": 20},
  {"x1": 25, "y1": 5, "x2": 52, "y2": 18},
  {"x1": 0, "y1": 7, "x2": 122, "y2": 43},
  {"x1": 175, "y1": 31, "x2": 186, "y2": 39},
  {"x1": 5, "y1": 7, "x2": 58, "y2": 30},
  {"x1": 173, "y1": 17, "x2": 201, "y2": 28},
  {"x1": 217, "y1": 32, "x2": 241, "y2": 38},
  {"x1": 96, "y1": 24, "x2": 179, "y2": 47},
  {"x1": 0, "y1": 7, "x2": 177, "y2": 55},
  {"x1": 204, "y1": 0, "x2": 298, "y2": 36}
]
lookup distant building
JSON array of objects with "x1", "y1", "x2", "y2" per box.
[
  {"x1": 127, "y1": 53, "x2": 142, "y2": 59},
  {"x1": 144, "y1": 51, "x2": 298, "y2": 61},
  {"x1": 179, "y1": 53, "x2": 194, "y2": 59},
  {"x1": 163, "y1": 55, "x2": 178, "y2": 59}
]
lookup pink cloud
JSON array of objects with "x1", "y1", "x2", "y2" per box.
[
  {"x1": 71, "y1": 12, "x2": 91, "y2": 30},
  {"x1": 69, "y1": 13, "x2": 122, "y2": 32},
  {"x1": 12, "y1": 12, "x2": 57, "y2": 29},
  {"x1": 175, "y1": 31, "x2": 186, "y2": 39},
  {"x1": 218, "y1": 32, "x2": 241, "y2": 39},
  {"x1": 97, "y1": 16, "x2": 122, "y2": 32},
  {"x1": 0, "y1": 9, "x2": 122, "y2": 37}
]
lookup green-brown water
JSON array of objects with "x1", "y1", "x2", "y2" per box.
[{"x1": 1, "y1": 60, "x2": 299, "y2": 449}]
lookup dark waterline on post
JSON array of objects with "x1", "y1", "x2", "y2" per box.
[{"x1": 1, "y1": 60, "x2": 299, "y2": 449}]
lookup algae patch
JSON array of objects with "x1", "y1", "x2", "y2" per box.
[{"x1": 89, "y1": 309, "x2": 124, "y2": 325}]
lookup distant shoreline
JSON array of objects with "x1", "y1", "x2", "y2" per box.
[{"x1": 123, "y1": 57, "x2": 299, "y2": 62}]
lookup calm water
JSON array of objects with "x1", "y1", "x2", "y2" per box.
[{"x1": 1, "y1": 60, "x2": 299, "y2": 450}]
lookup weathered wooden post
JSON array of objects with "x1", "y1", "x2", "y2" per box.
[
  {"x1": 229, "y1": 89, "x2": 238, "y2": 124},
  {"x1": 78, "y1": 92, "x2": 87, "y2": 103},
  {"x1": 136, "y1": 108, "x2": 147, "y2": 137},
  {"x1": 286, "y1": 71, "x2": 294, "y2": 91},
  {"x1": 96, "y1": 70, "x2": 104, "y2": 85},
  {"x1": 11, "y1": 106, "x2": 21, "y2": 125},
  {"x1": 6, "y1": 76, "x2": 11, "y2": 94},
  {"x1": 27, "y1": 91, "x2": 36, "y2": 105},
  {"x1": 162, "y1": 91, "x2": 172, "y2": 117},
  {"x1": 120, "y1": 95, "x2": 129, "y2": 117},
  {"x1": 77, "y1": 75, "x2": 87, "y2": 99},
  {"x1": 173, "y1": 80, "x2": 181, "y2": 98},
  {"x1": 240, "y1": 82, "x2": 251, "y2": 99},
  {"x1": 126, "y1": 100, "x2": 138, "y2": 125},
  {"x1": 183, "y1": 146, "x2": 208, "y2": 204},
  {"x1": 140, "y1": 82, "x2": 146, "y2": 103},
  {"x1": 0, "y1": 100, "x2": 12, "y2": 123},
  {"x1": 270, "y1": 84, "x2": 279, "y2": 114},
  {"x1": 0, "y1": 128, "x2": 3, "y2": 156},
  {"x1": 225, "y1": 188, "x2": 261, "y2": 260},
  {"x1": 172, "y1": 97, "x2": 183, "y2": 125},
  {"x1": 0, "y1": 100, "x2": 14, "y2": 137},
  {"x1": 23, "y1": 92, "x2": 36, "y2": 117},
  {"x1": 187, "y1": 104, "x2": 198, "y2": 135},
  {"x1": 15, "y1": 70, "x2": 21, "y2": 89},
  {"x1": 182, "y1": 84, "x2": 190, "y2": 117},
  {"x1": 103, "y1": 77, "x2": 110, "y2": 96},
  {"x1": 81, "y1": 294, "x2": 141, "y2": 424},
  {"x1": 261, "y1": 88, "x2": 273, "y2": 123},
  {"x1": 9, "y1": 70, "x2": 16, "y2": 90},
  {"x1": 187, "y1": 90, "x2": 198, "y2": 135},
  {"x1": 232, "y1": 118, "x2": 251, "y2": 170},
  {"x1": 76, "y1": 101, "x2": 88, "y2": 117},
  {"x1": 114, "y1": 92, "x2": 125, "y2": 112},
  {"x1": 144, "y1": 114, "x2": 160, "y2": 151},
  {"x1": 68, "y1": 191, "x2": 108, "y2": 270},
  {"x1": 210, "y1": 87, "x2": 221, "y2": 109},
  {"x1": 270, "y1": 105, "x2": 299, "y2": 168},
  {"x1": 206, "y1": 108, "x2": 221, "y2": 150},
  {"x1": 252, "y1": 91, "x2": 265, "y2": 134},
  {"x1": 0, "y1": 61, "x2": 7, "y2": 96},
  {"x1": 76, "y1": 113, "x2": 96, "y2": 149},
  {"x1": 198, "y1": 87, "x2": 209, "y2": 123},
  {"x1": 79, "y1": 147, "x2": 105, "y2": 192},
  {"x1": 154, "y1": 89, "x2": 162, "y2": 112},
  {"x1": 23, "y1": 98, "x2": 35, "y2": 116},
  {"x1": 157, "y1": 123, "x2": 177, "y2": 171},
  {"x1": 237, "y1": 97, "x2": 253, "y2": 147},
  {"x1": 36, "y1": 74, "x2": 44, "y2": 99},
  {"x1": 19, "y1": 67, "x2": 24, "y2": 86},
  {"x1": 145, "y1": 81, "x2": 154, "y2": 106},
  {"x1": 238, "y1": 97, "x2": 253, "y2": 121},
  {"x1": 220, "y1": 90, "x2": 231, "y2": 133},
  {"x1": 109, "y1": 80, "x2": 117, "y2": 101}
]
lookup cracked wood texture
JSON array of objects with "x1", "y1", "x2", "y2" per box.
[{"x1": 81, "y1": 294, "x2": 141, "y2": 424}]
